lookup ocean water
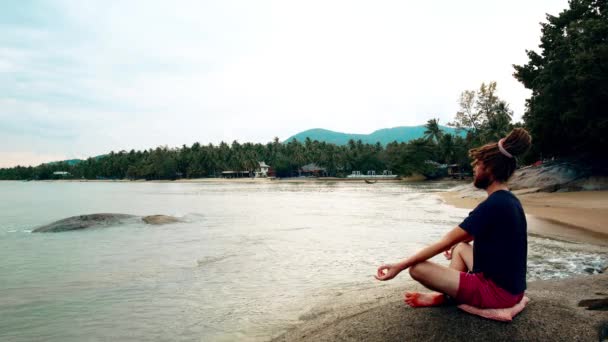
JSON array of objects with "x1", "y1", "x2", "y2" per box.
[{"x1": 0, "y1": 181, "x2": 605, "y2": 341}]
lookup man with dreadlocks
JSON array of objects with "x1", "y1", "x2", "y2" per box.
[{"x1": 375, "y1": 128, "x2": 532, "y2": 314}]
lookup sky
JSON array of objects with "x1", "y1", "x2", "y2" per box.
[{"x1": 1, "y1": 0, "x2": 569, "y2": 168}]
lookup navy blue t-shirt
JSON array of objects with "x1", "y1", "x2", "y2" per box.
[{"x1": 459, "y1": 190, "x2": 527, "y2": 295}]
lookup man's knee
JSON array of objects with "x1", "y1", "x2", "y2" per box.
[
  {"x1": 409, "y1": 262, "x2": 428, "y2": 280},
  {"x1": 452, "y1": 242, "x2": 470, "y2": 256}
]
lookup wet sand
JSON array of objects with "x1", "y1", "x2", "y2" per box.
[{"x1": 440, "y1": 190, "x2": 608, "y2": 246}]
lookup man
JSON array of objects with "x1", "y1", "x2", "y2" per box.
[{"x1": 375, "y1": 128, "x2": 532, "y2": 309}]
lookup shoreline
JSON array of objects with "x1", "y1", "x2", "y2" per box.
[
  {"x1": 273, "y1": 186, "x2": 608, "y2": 341},
  {"x1": 1, "y1": 174, "x2": 430, "y2": 183},
  {"x1": 439, "y1": 189, "x2": 608, "y2": 247},
  {"x1": 4, "y1": 178, "x2": 607, "y2": 339},
  {"x1": 8, "y1": 178, "x2": 607, "y2": 246}
]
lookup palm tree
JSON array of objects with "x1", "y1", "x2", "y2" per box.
[
  {"x1": 423, "y1": 118, "x2": 443, "y2": 144},
  {"x1": 481, "y1": 101, "x2": 513, "y2": 143},
  {"x1": 439, "y1": 134, "x2": 456, "y2": 164}
]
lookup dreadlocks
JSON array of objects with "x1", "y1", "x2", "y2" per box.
[{"x1": 469, "y1": 128, "x2": 532, "y2": 183}]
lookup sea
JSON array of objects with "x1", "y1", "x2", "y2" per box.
[{"x1": 0, "y1": 180, "x2": 606, "y2": 341}]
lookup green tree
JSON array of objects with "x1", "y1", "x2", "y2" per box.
[
  {"x1": 423, "y1": 118, "x2": 443, "y2": 144},
  {"x1": 438, "y1": 133, "x2": 457, "y2": 164},
  {"x1": 481, "y1": 101, "x2": 513, "y2": 143},
  {"x1": 513, "y1": 0, "x2": 608, "y2": 160},
  {"x1": 450, "y1": 82, "x2": 513, "y2": 144},
  {"x1": 450, "y1": 90, "x2": 481, "y2": 135}
]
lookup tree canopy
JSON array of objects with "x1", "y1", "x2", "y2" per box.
[
  {"x1": 449, "y1": 81, "x2": 514, "y2": 147},
  {"x1": 0, "y1": 82, "x2": 515, "y2": 181},
  {"x1": 513, "y1": 0, "x2": 608, "y2": 161},
  {"x1": 0, "y1": 136, "x2": 469, "y2": 180}
]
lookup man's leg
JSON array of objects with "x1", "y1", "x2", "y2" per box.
[
  {"x1": 449, "y1": 242, "x2": 473, "y2": 272},
  {"x1": 404, "y1": 243, "x2": 473, "y2": 307}
]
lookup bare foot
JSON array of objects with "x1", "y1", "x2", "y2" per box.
[{"x1": 404, "y1": 292, "x2": 446, "y2": 307}]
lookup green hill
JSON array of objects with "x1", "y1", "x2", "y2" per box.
[
  {"x1": 45, "y1": 155, "x2": 106, "y2": 167},
  {"x1": 285, "y1": 126, "x2": 465, "y2": 146},
  {"x1": 46, "y1": 159, "x2": 84, "y2": 166}
]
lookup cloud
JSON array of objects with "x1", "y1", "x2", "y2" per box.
[
  {"x1": 0, "y1": 151, "x2": 68, "y2": 168},
  {"x1": 0, "y1": 0, "x2": 570, "y2": 167}
]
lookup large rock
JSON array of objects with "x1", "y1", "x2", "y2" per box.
[
  {"x1": 32, "y1": 213, "x2": 181, "y2": 232},
  {"x1": 447, "y1": 160, "x2": 605, "y2": 199},
  {"x1": 273, "y1": 273, "x2": 608, "y2": 341},
  {"x1": 509, "y1": 160, "x2": 593, "y2": 192},
  {"x1": 32, "y1": 214, "x2": 137, "y2": 233}
]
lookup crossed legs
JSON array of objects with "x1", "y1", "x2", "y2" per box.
[{"x1": 404, "y1": 242, "x2": 473, "y2": 307}]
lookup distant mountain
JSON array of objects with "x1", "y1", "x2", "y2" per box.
[
  {"x1": 285, "y1": 126, "x2": 466, "y2": 146},
  {"x1": 45, "y1": 155, "x2": 106, "y2": 166},
  {"x1": 46, "y1": 159, "x2": 84, "y2": 166}
]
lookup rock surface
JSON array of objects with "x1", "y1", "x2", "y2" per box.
[
  {"x1": 273, "y1": 273, "x2": 608, "y2": 342},
  {"x1": 447, "y1": 160, "x2": 607, "y2": 200},
  {"x1": 32, "y1": 213, "x2": 181, "y2": 232},
  {"x1": 510, "y1": 160, "x2": 590, "y2": 190}
]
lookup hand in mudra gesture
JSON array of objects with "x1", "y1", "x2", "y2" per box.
[
  {"x1": 444, "y1": 248, "x2": 453, "y2": 260},
  {"x1": 375, "y1": 263, "x2": 402, "y2": 281}
]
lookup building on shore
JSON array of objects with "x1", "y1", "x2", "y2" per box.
[
  {"x1": 53, "y1": 171, "x2": 71, "y2": 177},
  {"x1": 447, "y1": 164, "x2": 465, "y2": 179},
  {"x1": 221, "y1": 170, "x2": 252, "y2": 178},
  {"x1": 299, "y1": 163, "x2": 328, "y2": 177},
  {"x1": 255, "y1": 161, "x2": 271, "y2": 178}
]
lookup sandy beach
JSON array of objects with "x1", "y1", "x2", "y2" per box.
[{"x1": 440, "y1": 189, "x2": 608, "y2": 246}]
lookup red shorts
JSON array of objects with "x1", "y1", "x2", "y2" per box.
[{"x1": 455, "y1": 272, "x2": 524, "y2": 309}]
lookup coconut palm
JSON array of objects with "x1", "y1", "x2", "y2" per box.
[
  {"x1": 439, "y1": 133, "x2": 457, "y2": 164},
  {"x1": 423, "y1": 118, "x2": 443, "y2": 144}
]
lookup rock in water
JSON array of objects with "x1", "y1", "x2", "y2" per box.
[
  {"x1": 32, "y1": 213, "x2": 182, "y2": 232},
  {"x1": 141, "y1": 215, "x2": 181, "y2": 225},
  {"x1": 32, "y1": 213, "x2": 137, "y2": 233}
]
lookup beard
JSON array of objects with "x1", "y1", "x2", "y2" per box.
[{"x1": 473, "y1": 171, "x2": 493, "y2": 189}]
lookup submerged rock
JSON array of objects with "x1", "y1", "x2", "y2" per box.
[
  {"x1": 32, "y1": 213, "x2": 181, "y2": 232},
  {"x1": 32, "y1": 214, "x2": 137, "y2": 233},
  {"x1": 142, "y1": 215, "x2": 181, "y2": 225}
]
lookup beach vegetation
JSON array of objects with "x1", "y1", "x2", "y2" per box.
[{"x1": 513, "y1": 0, "x2": 608, "y2": 162}]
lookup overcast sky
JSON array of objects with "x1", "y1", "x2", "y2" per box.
[{"x1": 1, "y1": 0, "x2": 569, "y2": 167}]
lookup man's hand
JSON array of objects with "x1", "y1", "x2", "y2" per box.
[
  {"x1": 375, "y1": 263, "x2": 403, "y2": 281},
  {"x1": 444, "y1": 248, "x2": 453, "y2": 260}
]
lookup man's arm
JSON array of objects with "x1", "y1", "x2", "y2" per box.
[
  {"x1": 443, "y1": 234, "x2": 474, "y2": 260},
  {"x1": 375, "y1": 226, "x2": 471, "y2": 281},
  {"x1": 395, "y1": 226, "x2": 471, "y2": 269}
]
